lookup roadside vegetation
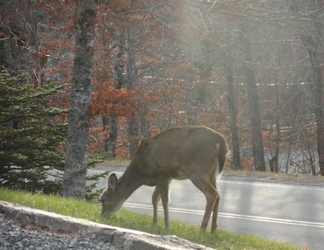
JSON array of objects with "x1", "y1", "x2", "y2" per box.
[{"x1": 0, "y1": 188, "x2": 300, "y2": 250}]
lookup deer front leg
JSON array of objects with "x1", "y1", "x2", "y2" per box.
[
  {"x1": 157, "y1": 179, "x2": 171, "y2": 229},
  {"x1": 152, "y1": 186, "x2": 160, "y2": 225}
]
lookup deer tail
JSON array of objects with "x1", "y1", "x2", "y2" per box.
[{"x1": 216, "y1": 139, "x2": 228, "y2": 180}]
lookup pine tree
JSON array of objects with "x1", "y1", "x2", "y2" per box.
[{"x1": 0, "y1": 71, "x2": 67, "y2": 194}]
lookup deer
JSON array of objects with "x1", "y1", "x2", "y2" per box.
[{"x1": 100, "y1": 126, "x2": 228, "y2": 233}]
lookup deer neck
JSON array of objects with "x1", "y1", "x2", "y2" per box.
[{"x1": 116, "y1": 168, "x2": 142, "y2": 200}]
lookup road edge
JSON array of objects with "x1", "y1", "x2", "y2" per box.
[{"x1": 0, "y1": 200, "x2": 214, "y2": 250}]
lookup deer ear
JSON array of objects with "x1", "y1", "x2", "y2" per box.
[{"x1": 108, "y1": 173, "x2": 118, "y2": 191}]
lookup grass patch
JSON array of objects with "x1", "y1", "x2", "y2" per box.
[
  {"x1": 0, "y1": 188, "x2": 300, "y2": 250},
  {"x1": 97, "y1": 159, "x2": 130, "y2": 167}
]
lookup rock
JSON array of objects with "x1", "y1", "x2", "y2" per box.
[{"x1": 0, "y1": 200, "x2": 214, "y2": 250}]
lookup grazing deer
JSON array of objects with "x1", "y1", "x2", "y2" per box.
[{"x1": 100, "y1": 126, "x2": 228, "y2": 232}]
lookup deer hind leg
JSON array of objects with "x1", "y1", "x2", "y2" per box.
[
  {"x1": 210, "y1": 173, "x2": 220, "y2": 233},
  {"x1": 190, "y1": 174, "x2": 218, "y2": 233},
  {"x1": 152, "y1": 186, "x2": 160, "y2": 225},
  {"x1": 211, "y1": 190, "x2": 220, "y2": 233}
]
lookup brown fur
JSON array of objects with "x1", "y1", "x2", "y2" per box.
[{"x1": 100, "y1": 126, "x2": 228, "y2": 232}]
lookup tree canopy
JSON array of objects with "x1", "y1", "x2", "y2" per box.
[{"x1": 1, "y1": 0, "x2": 323, "y2": 181}]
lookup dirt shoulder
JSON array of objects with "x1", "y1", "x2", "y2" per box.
[
  {"x1": 222, "y1": 170, "x2": 324, "y2": 187},
  {"x1": 96, "y1": 162, "x2": 324, "y2": 188}
]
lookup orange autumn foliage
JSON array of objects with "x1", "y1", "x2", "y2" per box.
[{"x1": 90, "y1": 81, "x2": 159, "y2": 118}]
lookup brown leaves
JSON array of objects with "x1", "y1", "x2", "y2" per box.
[{"x1": 90, "y1": 81, "x2": 159, "y2": 118}]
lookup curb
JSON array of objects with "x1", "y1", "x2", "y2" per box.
[{"x1": 0, "y1": 200, "x2": 214, "y2": 250}]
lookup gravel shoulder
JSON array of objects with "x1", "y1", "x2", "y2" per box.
[
  {"x1": 0, "y1": 200, "x2": 213, "y2": 250},
  {"x1": 0, "y1": 212, "x2": 113, "y2": 250},
  {"x1": 221, "y1": 170, "x2": 324, "y2": 187}
]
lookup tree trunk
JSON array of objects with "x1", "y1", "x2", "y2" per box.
[
  {"x1": 268, "y1": 53, "x2": 281, "y2": 173},
  {"x1": 105, "y1": 23, "x2": 126, "y2": 160},
  {"x1": 104, "y1": 116, "x2": 118, "y2": 160},
  {"x1": 62, "y1": 0, "x2": 96, "y2": 199},
  {"x1": 271, "y1": 81, "x2": 280, "y2": 173},
  {"x1": 238, "y1": 19, "x2": 266, "y2": 171},
  {"x1": 126, "y1": 23, "x2": 139, "y2": 159},
  {"x1": 225, "y1": 53, "x2": 241, "y2": 170},
  {"x1": 139, "y1": 105, "x2": 151, "y2": 138},
  {"x1": 128, "y1": 116, "x2": 139, "y2": 159}
]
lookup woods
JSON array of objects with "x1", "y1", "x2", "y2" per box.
[{"x1": 1, "y1": 0, "x2": 323, "y2": 198}]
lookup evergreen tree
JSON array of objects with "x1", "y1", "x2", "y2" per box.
[{"x1": 0, "y1": 71, "x2": 67, "y2": 194}]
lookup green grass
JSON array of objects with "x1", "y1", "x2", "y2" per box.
[
  {"x1": 97, "y1": 159, "x2": 130, "y2": 167},
  {"x1": 0, "y1": 188, "x2": 300, "y2": 250}
]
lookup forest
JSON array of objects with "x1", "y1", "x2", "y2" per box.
[{"x1": 1, "y1": 0, "x2": 323, "y2": 198}]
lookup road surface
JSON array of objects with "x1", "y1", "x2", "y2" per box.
[{"x1": 91, "y1": 168, "x2": 324, "y2": 250}]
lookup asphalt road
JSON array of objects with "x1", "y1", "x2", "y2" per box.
[{"x1": 91, "y1": 168, "x2": 324, "y2": 250}]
